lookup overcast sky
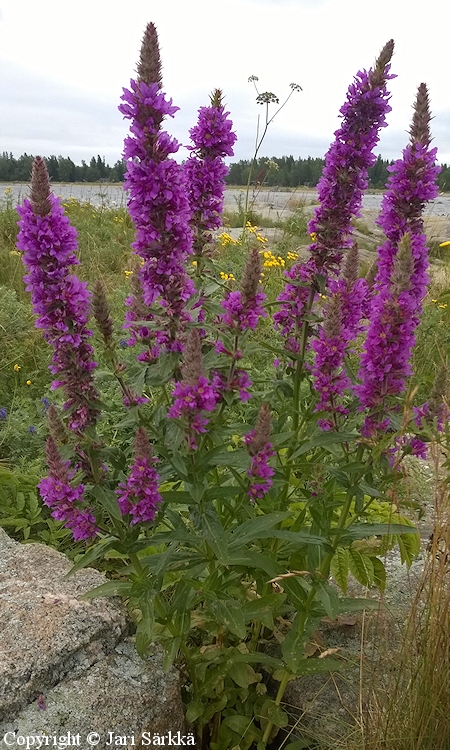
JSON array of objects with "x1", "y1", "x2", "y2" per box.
[{"x1": 0, "y1": 0, "x2": 448, "y2": 169}]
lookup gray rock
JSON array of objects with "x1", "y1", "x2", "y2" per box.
[
  {"x1": 0, "y1": 529, "x2": 185, "y2": 746},
  {"x1": 0, "y1": 639, "x2": 185, "y2": 750}
]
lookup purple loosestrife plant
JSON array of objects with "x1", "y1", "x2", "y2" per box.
[
  {"x1": 120, "y1": 23, "x2": 194, "y2": 361},
  {"x1": 17, "y1": 157, "x2": 99, "y2": 433},
  {"x1": 27, "y1": 29, "x2": 437, "y2": 750},
  {"x1": 184, "y1": 89, "x2": 237, "y2": 263}
]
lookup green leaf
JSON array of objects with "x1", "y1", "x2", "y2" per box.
[
  {"x1": 135, "y1": 595, "x2": 154, "y2": 656},
  {"x1": 291, "y1": 431, "x2": 358, "y2": 459},
  {"x1": 209, "y1": 599, "x2": 247, "y2": 639},
  {"x1": 90, "y1": 485, "x2": 122, "y2": 521},
  {"x1": 229, "y1": 512, "x2": 291, "y2": 547},
  {"x1": 371, "y1": 556, "x2": 386, "y2": 592},
  {"x1": 79, "y1": 580, "x2": 132, "y2": 600},
  {"x1": 330, "y1": 547, "x2": 349, "y2": 594},
  {"x1": 260, "y1": 699, "x2": 289, "y2": 728},
  {"x1": 65, "y1": 539, "x2": 117, "y2": 577},
  {"x1": 242, "y1": 594, "x2": 285, "y2": 627},
  {"x1": 228, "y1": 661, "x2": 257, "y2": 688},
  {"x1": 212, "y1": 448, "x2": 251, "y2": 469},
  {"x1": 222, "y1": 715, "x2": 257, "y2": 737},
  {"x1": 348, "y1": 549, "x2": 374, "y2": 588},
  {"x1": 163, "y1": 636, "x2": 181, "y2": 671},
  {"x1": 290, "y1": 657, "x2": 343, "y2": 678},
  {"x1": 335, "y1": 597, "x2": 380, "y2": 613},
  {"x1": 398, "y1": 531, "x2": 421, "y2": 566},
  {"x1": 315, "y1": 582, "x2": 340, "y2": 619},
  {"x1": 200, "y1": 507, "x2": 228, "y2": 564},
  {"x1": 185, "y1": 700, "x2": 204, "y2": 725},
  {"x1": 232, "y1": 652, "x2": 283, "y2": 669},
  {"x1": 169, "y1": 451, "x2": 189, "y2": 480},
  {"x1": 335, "y1": 523, "x2": 418, "y2": 545}
]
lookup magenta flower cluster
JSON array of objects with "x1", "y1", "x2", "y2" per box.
[
  {"x1": 184, "y1": 94, "x2": 237, "y2": 248},
  {"x1": 312, "y1": 274, "x2": 367, "y2": 430},
  {"x1": 120, "y1": 79, "x2": 195, "y2": 357},
  {"x1": 357, "y1": 86, "x2": 440, "y2": 431},
  {"x1": 375, "y1": 141, "x2": 440, "y2": 303},
  {"x1": 244, "y1": 431, "x2": 275, "y2": 501},
  {"x1": 116, "y1": 428, "x2": 162, "y2": 524},
  {"x1": 221, "y1": 289, "x2": 267, "y2": 332},
  {"x1": 273, "y1": 260, "x2": 315, "y2": 353},
  {"x1": 39, "y1": 437, "x2": 98, "y2": 541},
  {"x1": 17, "y1": 192, "x2": 99, "y2": 433},
  {"x1": 168, "y1": 375, "x2": 221, "y2": 450},
  {"x1": 308, "y1": 53, "x2": 394, "y2": 273}
]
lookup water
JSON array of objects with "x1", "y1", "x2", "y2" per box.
[{"x1": 1, "y1": 183, "x2": 450, "y2": 218}]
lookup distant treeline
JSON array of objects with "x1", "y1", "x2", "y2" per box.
[
  {"x1": 2, "y1": 152, "x2": 450, "y2": 192},
  {"x1": 225, "y1": 155, "x2": 450, "y2": 192},
  {"x1": 0, "y1": 153, "x2": 126, "y2": 183}
]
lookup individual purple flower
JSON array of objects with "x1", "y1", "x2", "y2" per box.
[
  {"x1": 356, "y1": 85, "x2": 440, "y2": 432},
  {"x1": 168, "y1": 329, "x2": 220, "y2": 449},
  {"x1": 120, "y1": 23, "x2": 194, "y2": 358},
  {"x1": 38, "y1": 436, "x2": 98, "y2": 541},
  {"x1": 388, "y1": 435, "x2": 428, "y2": 466},
  {"x1": 184, "y1": 89, "x2": 237, "y2": 255},
  {"x1": 308, "y1": 40, "x2": 395, "y2": 274},
  {"x1": 17, "y1": 157, "x2": 99, "y2": 434},
  {"x1": 245, "y1": 404, "x2": 275, "y2": 501},
  {"x1": 116, "y1": 427, "x2": 162, "y2": 524},
  {"x1": 0, "y1": 408, "x2": 6, "y2": 420}
]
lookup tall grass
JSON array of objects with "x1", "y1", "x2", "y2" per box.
[{"x1": 359, "y1": 436, "x2": 450, "y2": 750}]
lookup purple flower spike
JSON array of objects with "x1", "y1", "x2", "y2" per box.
[
  {"x1": 116, "y1": 427, "x2": 162, "y2": 524},
  {"x1": 245, "y1": 404, "x2": 275, "y2": 501},
  {"x1": 18, "y1": 157, "x2": 99, "y2": 434},
  {"x1": 168, "y1": 329, "x2": 220, "y2": 449},
  {"x1": 120, "y1": 23, "x2": 194, "y2": 358},
  {"x1": 357, "y1": 85, "x2": 440, "y2": 432},
  {"x1": 39, "y1": 436, "x2": 98, "y2": 541},
  {"x1": 308, "y1": 40, "x2": 395, "y2": 274},
  {"x1": 184, "y1": 89, "x2": 237, "y2": 254},
  {"x1": 221, "y1": 246, "x2": 267, "y2": 332},
  {"x1": 312, "y1": 245, "x2": 367, "y2": 429}
]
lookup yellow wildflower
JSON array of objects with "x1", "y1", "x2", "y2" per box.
[
  {"x1": 310, "y1": 232, "x2": 317, "y2": 242},
  {"x1": 13, "y1": 364, "x2": 21, "y2": 372},
  {"x1": 124, "y1": 270, "x2": 133, "y2": 277},
  {"x1": 439, "y1": 240, "x2": 450, "y2": 247},
  {"x1": 26, "y1": 380, "x2": 32, "y2": 386},
  {"x1": 439, "y1": 304, "x2": 448, "y2": 309},
  {"x1": 192, "y1": 260, "x2": 198, "y2": 267}
]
